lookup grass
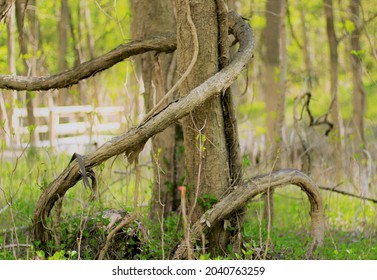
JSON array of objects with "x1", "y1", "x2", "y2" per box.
[
  {"x1": 2, "y1": 147, "x2": 376, "y2": 260},
  {"x1": 0, "y1": 146, "x2": 152, "y2": 259},
  {"x1": 243, "y1": 186, "x2": 377, "y2": 260}
]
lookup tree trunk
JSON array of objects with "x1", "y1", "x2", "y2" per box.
[
  {"x1": 4, "y1": 4, "x2": 17, "y2": 147},
  {"x1": 176, "y1": 0, "x2": 234, "y2": 256},
  {"x1": 261, "y1": 0, "x2": 287, "y2": 225},
  {"x1": 131, "y1": 0, "x2": 182, "y2": 221},
  {"x1": 299, "y1": 7, "x2": 315, "y2": 91},
  {"x1": 57, "y1": 0, "x2": 70, "y2": 105},
  {"x1": 15, "y1": 0, "x2": 39, "y2": 146},
  {"x1": 324, "y1": 0, "x2": 343, "y2": 181},
  {"x1": 350, "y1": 0, "x2": 366, "y2": 150}
]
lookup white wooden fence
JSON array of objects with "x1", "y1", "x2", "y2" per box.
[{"x1": 12, "y1": 105, "x2": 125, "y2": 151}]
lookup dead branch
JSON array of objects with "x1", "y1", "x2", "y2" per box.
[
  {"x1": 0, "y1": 34, "x2": 176, "y2": 91},
  {"x1": 318, "y1": 185, "x2": 377, "y2": 204},
  {"x1": 298, "y1": 92, "x2": 333, "y2": 136},
  {"x1": 32, "y1": 11, "x2": 255, "y2": 245},
  {"x1": 173, "y1": 169, "x2": 325, "y2": 260},
  {"x1": 98, "y1": 213, "x2": 137, "y2": 260}
]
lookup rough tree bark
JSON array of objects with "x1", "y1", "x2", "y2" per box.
[
  {"x1": 0, "y1": 36, "x2": 177, "y2": 90},
  {"x1": 176, "y1": 0, "x2": 238, "y2": 256},
  {"x1": 1, "y1": 3, "x2": 17, "y2": 147},
  {"x1": 173, "y1": 169, "x2": 325, "y2": 260}
]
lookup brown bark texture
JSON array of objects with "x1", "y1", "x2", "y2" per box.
[
  {"x1": 15, "y1": 0, "x2": 39, "y2": 146},
  {"x1": 176, "y1": 0, "x2": 237, "y2": 255},
  {"x1": 56, "y1": 0, "x2": 70, "y2": 105}
]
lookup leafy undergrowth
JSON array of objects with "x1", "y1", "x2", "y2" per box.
[{"x1": 1, "y1": 148, "x2": 377, "y2": 260}]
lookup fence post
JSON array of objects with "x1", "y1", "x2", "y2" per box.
[{"x1": 48, "y1": 97, "x2": 58, "y2": 146}]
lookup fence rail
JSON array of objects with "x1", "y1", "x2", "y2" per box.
[{"x1": 12, "y1": 105, "x2": 125, "y2": 149}]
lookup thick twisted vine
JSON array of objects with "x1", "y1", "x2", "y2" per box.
[
  {"x1": 173, "y1": 169, "x2": 325, "y2": 260},
  {"x1": 32, "y1": 11, "x2": 255, "y2": 245}
]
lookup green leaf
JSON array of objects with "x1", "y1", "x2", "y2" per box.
[{"x1": 344, "y1": 19, "x2": 356, "y2": 33}]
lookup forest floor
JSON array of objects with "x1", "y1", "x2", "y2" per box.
[{"x1": 1, "y1": 143, "x2": 376, "y2": 260}]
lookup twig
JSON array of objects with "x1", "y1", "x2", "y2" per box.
[
  {"x1": 0, "y1": 243, "x2": 31, "y2": 250},
  {"x1": 152, "y1": 149, "x2": 166, "y2": 259},
  {"x1": 98, "y1": 213, "x2": 137, "y2": 260},
  {"x1": 263, "y1": 150, "x2": 280, "y2": 260},
  {"x1": 286, "y1": 0, "x2": 303, "y2": 49},
  {"x1": 0, "y1": 204, "x2": 9, "y2": 214},
  {"x1": 318, "y1": 185, "x2": 377, "y2": 204}
]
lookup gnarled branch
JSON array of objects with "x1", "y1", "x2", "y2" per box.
[
  {"x1": 0, "y1": 34, "x2": 176, "y2": 91},
  {"x1": 32, "y1": 11, "x2": 255, "y2": 244},
  {"x1": 173, "y1": 169, "x2": 325, "y2": 260}
]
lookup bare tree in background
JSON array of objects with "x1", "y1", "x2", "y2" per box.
[
  {"x1": 350, "y1": 0, "x2": 366, "y2": 150},
  {"x1": 324, "y1": 0, "x2": 343, "y2": 181},
  {"x1": 261, "y1": 0, "x2": 287, "y2": 224}
]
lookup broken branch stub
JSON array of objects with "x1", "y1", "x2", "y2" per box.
[{"x1": 173, "y1": 169, "x2": 325, "y2": 260}]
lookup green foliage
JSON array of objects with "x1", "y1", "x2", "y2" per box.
[
  {"x1": 137, "y1": 213, "x2": 183, "y2": 260},
  {"x1": 242, "y1": 186, "x2": 377, "y2": 260},
  {"x1": 195, "y1": 133, "x2": 207, "y2": 152},
  {"x1": 344, "y1": 19, "x2": 356, "y2": 33},
  {"x1": 198, "y1": 193, "x2": 218, "y2": 211}
]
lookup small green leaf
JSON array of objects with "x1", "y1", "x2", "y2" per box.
[{"x1": 344, "y1": 19, "x2": 356, "y2": 33}]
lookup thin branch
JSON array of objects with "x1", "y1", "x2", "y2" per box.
[
  {"x1": 98, "y1": 213, "x2": 137, "y2": 260},
  {"x1": 0, "y1": 243, "x2": 31, "y2": 250},
  {"x1": 318, "y1": 185, "x2": 377, "y2": 204},
  {"x1": 286, "y1": 0, "x2": 303, "y2": 49}
]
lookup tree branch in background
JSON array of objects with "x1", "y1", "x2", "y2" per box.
[
  {"x1": 298, "y1": 92, "x2": 333, "y2": 136},
  {"x1": 318, "y1": 185, "x2": 377, "y2": 204},
  {"x1": 0, "y1": 34, "x2": 176, "y2": 91},
  {"x1": 0, "y1": 0, "x2": 14, "y2": 23}
]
